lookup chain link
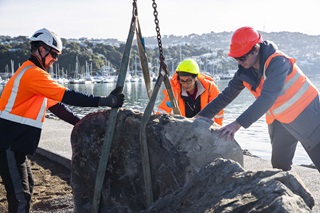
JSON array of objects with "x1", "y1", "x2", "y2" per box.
[{"x1": 152, "y1": 0, "x2": 165, "y2": 62}]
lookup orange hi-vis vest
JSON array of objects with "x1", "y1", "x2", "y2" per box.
[
  {"x1": 243, "y1": 51, "x2": 318, "y2": 124},
  {"x1": 0, "y1": 61, "x2": 66, "y2": 128},
  {"x1": 158, "y1": 73, "x2": 224, "y2": 125}
]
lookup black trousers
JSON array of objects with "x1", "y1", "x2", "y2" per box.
[
  {"x1": 269, "y1": 120, "x2": 320, "y2": 172},
  {"x1": 0, "y1": 149, "x2": 34, "y2": 213}
]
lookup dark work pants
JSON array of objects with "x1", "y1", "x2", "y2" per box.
[
  {"x1": 0, "y1": 149, "x2": 34, "y2": 213},
  {"x1": 269, "y1": 120, "x2": 298, "y2": 171},
  {"x1": 268, "y1": 120, "x2": 320, "y2": 172}
]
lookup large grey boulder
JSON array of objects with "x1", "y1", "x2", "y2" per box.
[
  {"x1": 71, "y1": 109, "x2": 243, "y2": 212},
  {"x1": 70, "y1": 109, "x2": 313, "y2": 212},
  {"x1": 163, "y1": 116, "x2": 243, "y2": 172}
]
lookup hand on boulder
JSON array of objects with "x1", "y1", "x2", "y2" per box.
[{"x1": 99, "y1": 86, "x2": 125, "y2": 108}]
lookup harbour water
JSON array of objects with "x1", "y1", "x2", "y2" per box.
[{"x1": 2, "y1": 77, "x2": 320, "y2": 166}]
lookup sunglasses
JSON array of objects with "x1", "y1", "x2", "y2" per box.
[
  {"x1": 44, "y1": 47, "x2": 59, "y2": 59},
  {"x1": 179, "y1": 78, "x2": 193, "y2": 85},
  {"x1": 49, "y1": 50, "x2": 59, "y2": 59},
  {"x1": 234, "y1": 55, "x2": 248, "y2": 62},
  {"x1": 234, "y1": 49, "x2": 254, "y2": 62}
]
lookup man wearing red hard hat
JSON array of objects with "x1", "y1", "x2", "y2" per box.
[{"x1": 196, "y1": 26, "x2": 320, "y2": 172}]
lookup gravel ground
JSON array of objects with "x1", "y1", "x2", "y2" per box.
[{"x1": 0, "y1": 154, "x2": 74, "y2": 213}]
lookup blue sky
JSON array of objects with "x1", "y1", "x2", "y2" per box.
[{"x1": 1, "y1": 0, "x2": 320, "y2": 41}]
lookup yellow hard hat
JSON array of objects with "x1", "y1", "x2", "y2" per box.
[{"x1": 176, "y1": 59, "x2": 200, "y2": 75}]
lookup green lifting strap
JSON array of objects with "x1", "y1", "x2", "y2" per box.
[
  {"x1": 136, "y1": 18, "x2": 152, "y2": 100},
  {"x1": 135, "y1": 16, "x2": 155, "y2": 208},
  {"x1": 162, "y1": 64, "x2": 181, "y2": 115},
  {"x1": 90, "y1": 3, "x2": 137, "y2": 212},
  {"x1": 139, "y1": 69, "x2": 162, "y2": 208}
]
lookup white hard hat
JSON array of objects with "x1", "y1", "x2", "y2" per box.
[{"x1": 30, "y1": 28, "x2": 63, "y2": 53}]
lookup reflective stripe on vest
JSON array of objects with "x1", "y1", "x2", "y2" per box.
[
  {"x1": 214, "y1": 114, "x2": 224, "y2": 119},
  {"x1": 267, "y1": 75, "x2": 309, "y2": 116},
  {"x1": 0, "y1": 66, "x2": 47, "y2": 128}
]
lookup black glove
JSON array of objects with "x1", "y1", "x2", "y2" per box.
[{"x1": 99, "y1": 86, "x2": 125, "y2": 108}]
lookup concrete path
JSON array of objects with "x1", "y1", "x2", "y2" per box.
[
  {"x1": 38, "y1": 118, "x2": 320, "y2": 212},
  {"x1": 38, "y1": 118, "x2": 73, "y2": 168}
]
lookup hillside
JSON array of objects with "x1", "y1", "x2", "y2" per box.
[{"x1": 1, "y1": 30, "x2": 320, "y2": 78}]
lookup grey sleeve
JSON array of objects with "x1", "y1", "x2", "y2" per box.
[
  {"x1": 198, "y1": 77, "x2": 244, "y2": 118},
  {"x1": 236, "y1": 56, "x2": 292, "y2": 128}
]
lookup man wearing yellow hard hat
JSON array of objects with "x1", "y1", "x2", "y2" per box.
[{"x1": 157, "y1": 58, "x2": 224, "y2": 125}]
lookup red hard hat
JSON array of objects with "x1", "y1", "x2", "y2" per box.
[{"x1": 228, "y1": 26, "x2": 263, "y2": 57}]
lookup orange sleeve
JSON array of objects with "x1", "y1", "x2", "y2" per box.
[
  {"x1": 208, "y1": 82, "x2": 224, "y2": 125},
  {"x1": 47, "y1": 99, "x2": 59, "y2": 108},
  {"x1": 27, "y1": 67, "x2": 67, "y2": 102},
  {"x1": 157, "y1": 89, "x2": 172, "y2": 114}
]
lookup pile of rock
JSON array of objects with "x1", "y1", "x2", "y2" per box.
[{"x1": 70, "y1": 109, "x2": 314, "y2": 212}]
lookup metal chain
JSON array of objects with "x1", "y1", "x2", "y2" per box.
[
  {"x1": 152, "y1": 0, "x2": 165, "y2": 62},
  {"x1": 151, "y1": 0, "x2": 180, "y2": 115}
]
